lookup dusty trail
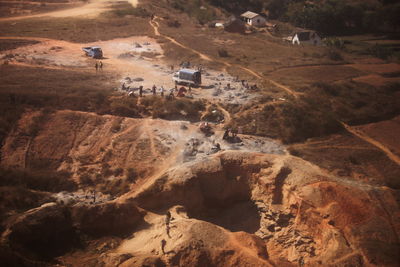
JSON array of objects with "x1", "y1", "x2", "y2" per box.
[
  {"x1": 341, "y1": 122, "x2": 400, "y2": 166},
  {"x1": 149, "y1": 17, "x2": 300, "y2": 98},
  {"x1": 0, "y1": 1, "x2": 77, "y2": 5},
  {"x1": 215, "y1": 103, "x2": 231, "y2": 126},
  {"x1": 0, "y1": 0, "x2": 138, "y2": 21},
  {"x1": 150, "y1": 18, "x2": 211, "y2": 61}
]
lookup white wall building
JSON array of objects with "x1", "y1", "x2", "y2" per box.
[
  {"x1": 240, "y1": 11, "x2": 266, "y2": 27},
  {"x1": 292, "y1": 31, "x2": 322, "y2": 46}
]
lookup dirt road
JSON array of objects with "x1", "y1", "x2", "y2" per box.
[
  {"x1": 341, "y1": 122, "x2": 400, "y2": 166},
  {"x1": 0, "y1": 0, "x2": 138, "y2": 21}
]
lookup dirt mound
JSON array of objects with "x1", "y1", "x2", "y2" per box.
[
  {"x1": 1, "y1": 110, "x2": 285, "y2": 195},
  {"x1": 2, "y1": 202, "x2": 78, "y2": 261},
  {"x1": 71, "y1": 200, "x2": 144, "y2": 237},
  {"x1": 1, "y1": 200, "x2": 145, "y2": 264},
  {"x1": 123, "y1": 151, "x2": 399, "y2": 266},
  {"x1": 1, "y1": 111, "x2": 398, "y2": 266}
]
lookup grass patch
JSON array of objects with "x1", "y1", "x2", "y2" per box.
[
  {"x1": 0, "y1": 15, "x2": 152, "y2": 42},
  {"x1": 0, "y1": 65, "x2": 114, "y2": 145},
  {"x1": 308, "y1": 81, "x2": 400, "y2": 125},
  {"x1": 142, "y1": 96, "x2": 205, "y2": 121},
  {"x1": 0, "y1": 39, "x2": 39, "y2": 51},
  {"x1": 0, "y1": 168, "x2": 76, "y2": 192},
  {"x1": 110, "y1": 3, "x2": 151, "y2": 18},
  {"x1": 231, "y1": 99, "x2": 342, "y2": 143}
]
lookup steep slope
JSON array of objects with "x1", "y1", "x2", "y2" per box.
[{"x1": 0, "y1": 111, "x2": 398, "y2": 266}]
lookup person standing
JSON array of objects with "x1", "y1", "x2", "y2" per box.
[
  {"x1": 160, "y1": 86, "x2": 165, "y2": 97},
  {"x1": 139, "y1": 86, "x2": 143, "y2": 97},
  {"x1": 152, "y1": 85, "x2": 157, "y2": 95},
  {"x1": 161, "y1": 239, "x2": 166, "y2": 254},
  {"x1": 95, "y1": 62, "x2": 98, "y2": 72},
  {"x1": 99, "y1": 61, "x2": 103, "y2": 70},
  {"x1": 165, "y1": 211, "x2": 171, "y2": 237}
]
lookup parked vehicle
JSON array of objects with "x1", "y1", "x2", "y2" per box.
[
  {"x1": 82, "y1": 46, "x2": 103, "y2": 59},
  {"x1": 173, "y1": 69, "x2": 201, "y2": 86}
]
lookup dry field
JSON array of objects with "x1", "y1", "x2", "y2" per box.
[{"x1": 0, "y1": 0, "x2": 82, "y2": 18}]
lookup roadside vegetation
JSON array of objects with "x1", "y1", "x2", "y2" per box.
[
  {"x1": 169, "y1": 0, "x2": 219, "y2": 25},
  {"x1": 208, "y1": 0, "x2": 400, "y2": 36},
  {"x1": 229, "y1": 80, "x2": 400, "y2": 143}
]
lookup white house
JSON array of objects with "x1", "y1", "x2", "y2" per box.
[
  {"x1": 292, "y1": 31, "x2": 321, "y2": 46},
  {"x1": 240, "y1": 11, "x2": 266, "y2": 27}
]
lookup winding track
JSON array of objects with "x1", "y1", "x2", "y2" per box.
[
  {"x1": 341, "y1": 122, "x2": 400, "y2": 166},
  {"x1": 0, "y1": 0, "x2": 138, "y2": 21}
]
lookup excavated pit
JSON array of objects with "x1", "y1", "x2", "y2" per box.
[
  {"x1": 185, "y1": 158, "x2": 262, "y2": 233},
  {"x1": 134, "y1": 155, "x2": 269, "y2": 234}
]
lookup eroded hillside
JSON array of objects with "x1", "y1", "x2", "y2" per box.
[{"x1": 0, "y1": 0, "x2": 399, "y2": 266}]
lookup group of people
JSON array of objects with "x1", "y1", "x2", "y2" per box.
[
  {"x1": 241, "y1": 79, "x2": 258, "y2": 90},
  {"x1": 94, "y1": 61, "x2": 103, "y2": 72},
  {"x1": 223, "y1": 127, "x2": 242, "y2": 141},
  {"x1": 122, "y1": 83, "x2": 192, "y2": 99}
]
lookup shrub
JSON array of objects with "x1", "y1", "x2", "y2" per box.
[
  {"x1": 218, "y1": 49, "x2": 229, "y2": 57},
  {"x1": 114, "y1": 168, "x2": 124, "y2": 176},
  {"x1": 368, "y1": 44, "x2": 394, "y2": 60},
  {"x1": 327, "y1": 49, "x2": 343, "y2": 61},
  {"x1": 126, "y1": 168, "x2": 138, "y2": 183},
  {"x1": 113, "y1": 6, "x2": 150, "y2": 18},
  {"x1": 167, "y1": 20, "x2": 181, "y2": 28}
]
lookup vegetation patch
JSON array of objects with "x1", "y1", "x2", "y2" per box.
[
  {"x1": 0, "y1": 168, "x2": 76, "y2": 192},
  {"x1": 142, "y1": 96, "x2": 205, "y2": 121},
  {"x1": 110, "y1": 2, "x2": 151, "y2": 18},
  {"x1": 0, "y1": 39, "x2": 39, "y2": 51},
  {"x1": 0, "y1": 15, "x2": 152, "y2": 42},
  {"x1": 170, "y1": 0, "x2": 217, "y2": 24}
]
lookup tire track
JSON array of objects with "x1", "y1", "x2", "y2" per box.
[{"x1": 341, "y1": 122, "x2": 400, "y2": 166}]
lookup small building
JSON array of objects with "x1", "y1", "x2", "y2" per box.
[
  {"x1": 224, "y1": 17, "x2": 246, "y2": 34},
  {"x1": 240, "y1": 11, "x2": 266, "y2": 27},
  {"x1": 292, "y1": 31, "x2": 321, "y2": 46}
]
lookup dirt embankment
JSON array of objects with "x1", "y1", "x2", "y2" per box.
[
  {"x1": 1, "y1": 110, "x2": 285, "y2": 194},
  {"x1": 2, "y1": 150, "x2": 398, "y2": 266},
  {"x1": 123, "y1": 151, "x2": 399, "y2": 266}
]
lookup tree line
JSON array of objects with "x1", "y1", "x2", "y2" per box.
[{"x1": 207, "y1": 0, "x2": 400, "y2": 35}]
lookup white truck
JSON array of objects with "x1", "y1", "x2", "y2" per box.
[
  {"x1": 82, "y1": 46, "x2": 103, "y2": 59},
  {"x1": 173, "y1": 69, "x2": 202, "y2": 87}
]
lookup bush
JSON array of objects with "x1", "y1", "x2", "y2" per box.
[
  {"x1": 126, "y1": 168, "x2": 138, "y2": 183},
  {"x1": 113, "y1": 6, "x2": 150, "y2": 18},
  {"x1": 167, "y1": 19, "x2": 181, "y2": 28},
  {"x1": 368, "y1": 44, "x2": 394, "y2": 60},
  {"x1": 218, "y1": 49, "x2": 229, "y2": 57},
  {"x1": 327, "y1": 49, "x2": 343, "y2": 61},
  {"x1": 145, "y1": 97, "x2": 205, "y2": 121},
  {"x1": 110, "y1": 97, "x2": 142, "y2": 118}
]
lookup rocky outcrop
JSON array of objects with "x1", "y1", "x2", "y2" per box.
[
  {"x1": 127, "y1": 151, "x2": 400, "y2": 266},
  {"x1": 1, "y1": 201, "x2": 145, "y2": 264},
  {"x1": 2, "y1": 202, "x2": 78, "y2": 261},
  {"x1": 71, "y1": 200, "x2": 144, "y2": 237}
]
